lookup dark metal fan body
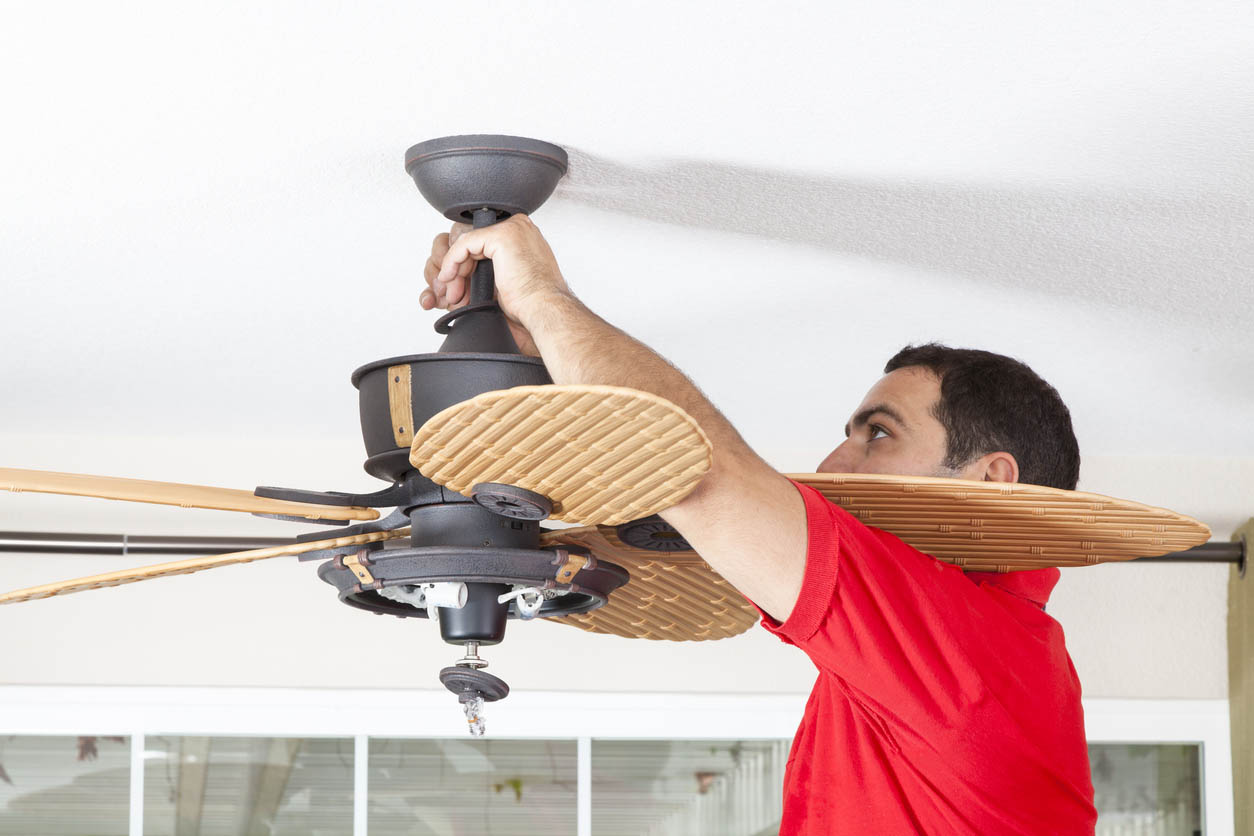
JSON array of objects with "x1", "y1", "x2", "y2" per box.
[{"x1": 259, "y1": 136, "x2": 630, "y2": 716}]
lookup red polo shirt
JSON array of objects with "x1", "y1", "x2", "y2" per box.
[{"x1": 755, "y1": 482, "x2": 1097, "y2": 835}]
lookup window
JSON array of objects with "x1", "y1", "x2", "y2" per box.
[
  {"x1": 368, "y1": 738, "x2": 576, "y2": 835},
  {"x1": 0, "y1": 688, "x2": 1234, "y2": 835},
  {"x1": 0, "y1": 734, "x2": 130, "y2": 835},
  {"x1": 1090, "y1": 743, "x2": 1203, "y2": 836},
  {"x1": 592, "y1": 739, "x2": 788, "y2": 835},
  {"x1": 142, "y1": 736, "x2": 354, "y2": 835}
]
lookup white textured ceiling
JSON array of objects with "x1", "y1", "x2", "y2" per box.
[
  {"x1": 2, "y1": 1, "x2": 1250, "y2": 461},
  {"x1": 0, "y1": 1, "x2": 1251, "y2": 699}
]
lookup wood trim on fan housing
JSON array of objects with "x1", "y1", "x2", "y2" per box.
[{"x1": 387, "y1": 364, "x2": 414, "y2": 448}]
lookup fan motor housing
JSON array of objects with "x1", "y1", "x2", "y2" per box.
[
  {"x1": 352, "y1": 352, "x2": 550, "y2": 483},
  {"x1": 316, "y1": 541, "x2": 628, "y2": 639}
]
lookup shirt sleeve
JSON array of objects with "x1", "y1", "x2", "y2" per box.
[{"x1": 753, "y1": 480, "x2": 1071, "y2": 752}]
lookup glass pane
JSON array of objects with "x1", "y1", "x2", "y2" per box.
[
  {"x1": 369, "y1": 738, "x2": 576, "y2": 835},
  {"x1": 1089, "y1": 743, "x2": 1202, "y2": 836},
  {"x1": 592, "y1": 739, "x2": 790, "y2": 836},
  {"x1": 143, "y1": 736, "x2": 353, "y2": 836},
  {"x1": 0, "y1": 735, "x2": 130, "y2": 835}
]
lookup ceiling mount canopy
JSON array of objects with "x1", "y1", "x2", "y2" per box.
[{"x1": 404, "y1": 134, "x2": 568, "y2": 223}]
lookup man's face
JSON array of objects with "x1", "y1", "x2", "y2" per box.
[{"x1": 817, "y1": 366, "x2": 963, "y2": 477}]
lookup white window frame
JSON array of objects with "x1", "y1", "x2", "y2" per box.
[
  {"x1": 0, "y1": 686, "x2": 1233, "y2": 835},
  {"x1": 1083, "y1": 698, "x2": 1233, "y2": 835}
]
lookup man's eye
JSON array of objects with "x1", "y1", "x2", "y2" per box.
[{"x1": 868, "y1": 424, "x2": 889, "y2": 441}]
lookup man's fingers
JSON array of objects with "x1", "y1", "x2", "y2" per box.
[
  {"x1": 423, "y1": 274, "x2": 467, "y2": 311},
  {"x1": 437, "y1": 275, "x2": 469, "y2": 309},
  {"x1": 429, "y1": 216, "x2": 535, "y2": 310},
  {"x1": 437, "y1": 228, "x2": 493, "y2": 284},
  {"x1": 423, "y1": 232, "x2": 449, "y2": 304},
  {"x1": 440, "y1": 216, "x2": 534, "y2": 281},
  {"x1": 443, "y1": 258, "x2": 476, "y2": 308},
  {"x1": 428, "y1": 233, "x2": 450, "y2": 271},
  {"x1": 433, "y1": 246, "x2": 472, "y2": 306},
  {"x1": 423, "y1": 230, "x2": 467, "y2": 310},
  {"x1": 437, "y1": 236, "x2": 471, "y2": 283},
  {"x1": 448, "y1": 222, "x2": 472, "y2": 247}
]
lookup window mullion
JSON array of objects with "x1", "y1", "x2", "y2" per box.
[
  {"x1": 129, "y1": 731, "x2": 145, "y2": 836},
  {"x1": 353, "y1": 734, "x2": 369, "y2": 836},
  {"x1": 578, "y1": 736, "x2": 591, "y2": 836}
]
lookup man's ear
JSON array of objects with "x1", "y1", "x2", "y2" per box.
[{"x1": 977, "y1": 451, "x2": 1019, "y2": 483}]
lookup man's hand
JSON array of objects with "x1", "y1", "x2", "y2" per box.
[{"x1": 420, "y1": 215, "x2": 573, "y2": 357}]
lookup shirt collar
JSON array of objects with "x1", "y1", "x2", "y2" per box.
[{"x1": 964, "y1": 567, "x2": 1061, "y2": 609}]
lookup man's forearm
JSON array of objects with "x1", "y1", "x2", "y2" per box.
[
  {"x1": 519, "y1": 290, "x2": 755, "y2": 474},
  {"x1": 518, "y1": 288, "x2": 807, "y2": 620}
]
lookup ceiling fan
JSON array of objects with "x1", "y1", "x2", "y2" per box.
[{"x1": 0, "y1": 135, "x2": 1213, "y2": 735}]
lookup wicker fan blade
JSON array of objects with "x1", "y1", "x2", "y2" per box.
[
  {"x1": 0, "y1": 527, "x2": 412, "y2": 605},
  {"x1": 539, "y1": 526, "x2": 758, "y2": 641},
  {"x1": 410, "y1": 385, "x2": 712, "y2": 526},
  {"x1": 788, "y1": 473, "x2": 1211, "y2": 571},
  {"x1": 0, "y1": 468, "x2": 379, "y2": 522}
]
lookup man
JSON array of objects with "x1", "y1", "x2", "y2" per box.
[{"x1": 422, "y1": 215, "x2": 1099, "y2": 834}]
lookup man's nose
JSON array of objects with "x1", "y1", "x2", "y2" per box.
[{"x1": 817, "y1": 440, "x2": 859, "y2": 473}]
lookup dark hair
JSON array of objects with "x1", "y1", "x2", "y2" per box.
[{"x1": 884, "y1": 343, "x2": 1080, "y2": 490}]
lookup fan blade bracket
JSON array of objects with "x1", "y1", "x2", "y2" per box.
[
  {"x1": 0, "y1": 528, "x2": 412, "y2": 607},
  {"x1": 254, "y1": 486, "x2": 356, "y2": 506},
  {"x1": 252, "y1": 512, "x2": 363, "y2": 526},
  {"x1": 0, "y1": 468, "x2": 379, "y2": 522},
  {"x1": 471, "y1": 482, "x2": 553, "y2": 521},
  {"x1": 294, "y1": 540, "x2": 384, "y2": 565},
  {"x1": 254, "y1": 481, "x2": 414, "y2": 509},
  {"x1": 339, "y1": 551, "x2": 379, "y2": 589},
  {"x1": 614, "y1": 515, "x2": 693, "y2": 552},
  {"x1": 293, "y1": 508, "x2": 414, "y2": 561},
  {"x1": 552, "y1": 549, "x2": 592, "y2": 584}
]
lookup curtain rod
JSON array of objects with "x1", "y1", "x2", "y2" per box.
[{"x1": 0, "y1": 531, "x2": 1243, "y2": 570}]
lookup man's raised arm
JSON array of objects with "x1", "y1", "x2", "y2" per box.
[{"x1": 422, "y1": 215, "x2": 807, "y2": 622}]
